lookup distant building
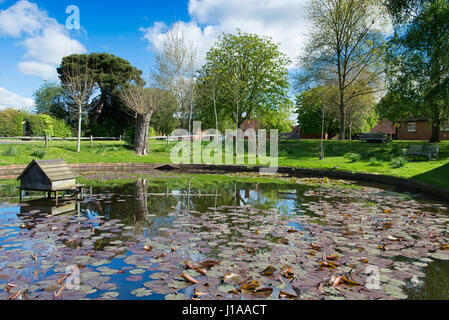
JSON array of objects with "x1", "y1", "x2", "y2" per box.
[
  {"x1": 397, "y1": 118, "x2": 449, "y2": 140},
  {"x1": 370, "y1": 118, "x2": 396, "y2": 139},
  {"x1": 293, "y1": 125, "x2": 328, "y2": 140}
]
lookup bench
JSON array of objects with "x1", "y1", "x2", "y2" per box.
[
  {"x1": 360, "y1": 133, "x2": 388, "y2": 143},
  {"x1": 403, "y1": 145, "x2": 439, "y2": 161}
]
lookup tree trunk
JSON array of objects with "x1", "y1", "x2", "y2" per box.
[
  {"x1": 134, "y1": 112, "x2": 152, "y2": 156},
  {"x1": 77, "y1": 106, "x2": 82, "y2": 153},
  {"x1": 339, "y1": 93, "x2": 346, "y2": 141},
  {"x1": 90, "y1": 92, "x2": 107, "y2": 125},
  {"x1": 430, "y1": 116, "x2": 441, "y2": 143}
]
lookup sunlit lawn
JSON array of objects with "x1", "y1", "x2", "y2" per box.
[{"x1": 0, "y1": 139, "x2": 448, "y2": 189}]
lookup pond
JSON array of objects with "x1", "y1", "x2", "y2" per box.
[{"x1": 0, "y1": 174, "x2": 448, "y2": 300}]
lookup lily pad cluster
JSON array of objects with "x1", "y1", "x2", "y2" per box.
[{"x1": 0, "y1": 179, "x2": 448, "y2": 300}]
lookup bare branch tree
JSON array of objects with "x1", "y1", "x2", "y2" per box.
[
  {"x1": 153, "y1": 24, "x2": 197, "y2": 133},
  {"x1": 119, "y1": 85, "x2": 161, "y2": 155},
  {"x1": 60, "y1": 56, "x2": 96, "y2": 152}
]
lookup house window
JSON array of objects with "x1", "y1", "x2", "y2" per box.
[
  {"x1": 441, "y1": 122, "x2": 449, "y2": 132},
  {"x1": 407, "y1": 122, "x2": 416, "y2": 133}
]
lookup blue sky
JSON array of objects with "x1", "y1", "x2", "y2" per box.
[{"x1": 0, "y1": 0, "x2": 310, "y2": 110}]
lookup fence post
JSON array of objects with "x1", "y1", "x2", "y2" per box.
[
  {"x1": 167, "y1": 135, "x2": 169, "y2": 145},
  {"x1": 90, "y1": 136, "x2": 93, "y2": 148},
  {"x1": 120, "y1": 135, "x2": 122, "y2": 142},
  {"x1": 45, "y1": 135, "x2": 48, "y2": 148}
]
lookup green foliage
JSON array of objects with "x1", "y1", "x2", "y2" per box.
[
  {"x1": 24, "y1": 114, "x2": 73, "y2": 137},
  {"x1": 196, "y1": 30, "x2": 292, "y2": 129},
  {"x1": 369, "y1": 156, "x2": 380, "y2": 166},
  {"x1": 390, "y1": 156, "x2": 407, "y2": 169},
  {"x1": 0, "y1": 109, "x2": 23, "y2": 137},
  {"x1": 31, "y1": 149, "x2": 46, "y2": 159},
  {"x1": 345, "y1": 152, "x2": 362, "y2": 163},
  {"x1": 2, "y1": 146, "x2": 19, "y2": 157},
  {"x1": 384, "y1": 0, "x2": 449, "y2": 142},
  {"x1": 33, "y1": 81, "x2": 69, "y2": 120}
]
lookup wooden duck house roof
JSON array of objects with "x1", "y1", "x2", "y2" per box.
[{"x1": 18, "y1": 159, "x2": 77, "y2": 182}]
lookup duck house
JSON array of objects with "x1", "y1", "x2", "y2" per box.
[{"x1": 18, "y1": 159, "x2": 81, "y2": 201}]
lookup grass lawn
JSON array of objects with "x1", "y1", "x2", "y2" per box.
[{"x1": 0, "y1": 139, "x2": 448, "y2": 189}]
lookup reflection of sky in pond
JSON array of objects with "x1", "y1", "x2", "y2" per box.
[{"x1": 0, "y1": 178, "x2": 449, "y2": 300}]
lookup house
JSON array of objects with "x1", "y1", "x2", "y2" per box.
[
  {"x1": 397, "y1": 118, "x2": 449, "y2": 140},
  {"x1": 18, "y1": 159, "x2": 80, "y2": 201},
  {"x1": 370, "y1": 118, "x2": 396, "y2": 139}
]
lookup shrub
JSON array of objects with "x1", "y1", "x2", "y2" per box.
[
  {"x1": 0, "y1": 109, "x2": 23, "y2": 137},
  {"x1": 369, "y1": 156, "x2": 380, "y2": 166},
  {"x1": 2, "y1": 146, "x2": 19, "y2": 157},
  {"x1": 31, "y1": 149, "x2": 46, "y2": 159},
  {"x1": 345, "y1": 152, "x2": 362, "y2": 163},
  {"x1": 390, "y1": 157, "x2": 407, "y2": 169},
  {"x1": 23, "y1": 114, "x2": 72, "y2": 137}
]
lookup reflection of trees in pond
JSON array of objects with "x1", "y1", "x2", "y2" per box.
[{"x1": 404, "y1": 260, "x2": 449, "y2": 300}]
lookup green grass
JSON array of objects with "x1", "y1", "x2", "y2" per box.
[{"x1": 0, "y1": 139, "x2": 448, "y2": 189}]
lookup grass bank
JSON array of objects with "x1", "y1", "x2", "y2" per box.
[{"x1": 0, "y1": 139, "x2": 448, "y2": 189}]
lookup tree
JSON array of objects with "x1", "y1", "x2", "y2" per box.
[
  {"x1": 119, "y1": 85, "x2": 167, "y2": 155},
  {"x1": 384, "y1": 0, "x2": 449, "y2": 142},
  {"x1": 153, "y1": 25, "x2": 197, "y2": 132},
  {"x1": 196, "y1": 30, "x2": 292, "y2": 130},
  {"x1": 298, "y1": 0, "x2": 387, "y2": 140},
  {"x1": 33, "y1": 81, "x2": 69, "y2": 121},
  {"x1": 58, "y1": 53, "x2": 144, "y2": 125},
  {"x1": 59, "y1": 56, "x2": 96, "y2": 152},
  {"x1": 296, "y1": 86, "x2": 341, "y2": 138}
]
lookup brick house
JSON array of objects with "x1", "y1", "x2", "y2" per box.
[
  {"x1": 370, "y1": 118, "x2": 396, "y2": 139},
  {"x1": 292, "y1": 126, "x2": 329, "y2": 140},
  {"x1": 397, "y1": 118, "x2": 449, "y2": 140}
]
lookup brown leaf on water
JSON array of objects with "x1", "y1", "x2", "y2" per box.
[
  {"x1": 277, "y1": 238, "x2": 289, "y2": 245},
  {"x1": 261, "y1": 266, "x2": 277, "y2": 276},
  {"x1": 54, "y1": 284, "x2": 65, "y2": 298},
  {"x1": 440, "y1": 244, "x2": 449, "y2": 251},
  {"x1": 283, "y1": 267, "x2": 295, "y2": 279},
  {"x1": 185, "y1": 261, "x2": 206, "y2": 276},
  {"x1": 241, "y1": 280, "x2": 261, "y2": 291},
  {"x1": 310, "y1": 243, "x2": 321, "y2": 251},
  {"x1": 333, "y1": 276, "x2": 343, "y2": 288},
  {"x1": 144, "y1": 245, "x2": 154, "y2": 252},
  {"x1": 181, "y1": 273, "x2": 199, "y2": 284},
  {"x1": 8, "y1": 289, "x2": 23, "y2": 300},
  {"x1": 342, "y1": 277, "x2": 361, "y2": 287},
  {"x1": 279, "y1": 289, "x2": 299, "y2": 300},
  {"x1": 199, "y1": 259, "x2": 220, "y2": 269}
]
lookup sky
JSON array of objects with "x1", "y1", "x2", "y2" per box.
[{"x1": 0, "y1": 0, "x2": 311, "y2": 111}]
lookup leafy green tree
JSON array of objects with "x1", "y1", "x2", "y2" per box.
[
  {"x1": 384, "y1": 0, "x2": 449, "y2": 142},
  {"x1": 298, "y1": 0, "x2": 387, "y2": 140},
  {"x1": 296, "y1": 86, "x2": 341, "y2": 138},
  {"x1": 33, "y1": 81, "x2": 69, "y2": 121},
  {"x1": 196, "y1": 30, "x2": 292, "y2": 130},
  {"x1": 58, "y1": 53, "x2": 144, "y2": 125}
]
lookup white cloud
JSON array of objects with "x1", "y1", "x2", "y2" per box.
[
  {"x1": 141, "y1": 0, "x2": 311, "y2": 68},
  {"x1": 0, "y1": 87, "x2": 34, "y2": 110},
  {"x1": 0, "y1": 0, "x2": 87, "y2": 80}
]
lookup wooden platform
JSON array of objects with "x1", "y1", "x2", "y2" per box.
[{"x1": 19, "y1": 184, "x2": 84, "y2": 203}]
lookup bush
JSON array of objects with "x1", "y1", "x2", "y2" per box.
[
  {"x1": 2, "y1": 146, "x2": 19, "y2": 157},
  {"x1": 31, "y1": 149, "x2": 46, "y2": 159},
  {"x1": 369, "y1": 156, "x2": 380, "y2": 166},
  {"x1": 390, "y1": 157, "x2": 407, "y2": 169},
  {"x1": 345, "y1": 152, "x2": 362, "y2": 163},
  {"x1": 0, "y1": 109, "x2": 23, "y2": 137},
  {"x1": 24, "y1": 114, "x2": 72, "y2": 137}
]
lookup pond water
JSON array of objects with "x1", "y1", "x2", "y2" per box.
[{"x1": 0, "y1": 174, "x2": 449, "y2": 300}]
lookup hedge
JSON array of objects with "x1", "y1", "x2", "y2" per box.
[
  {"x1": 0, "y1": 109, "x2": 23, "y2": 137},
  {"x1": 23, "y1": 114, "x2": 73, "y2": 137}
]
